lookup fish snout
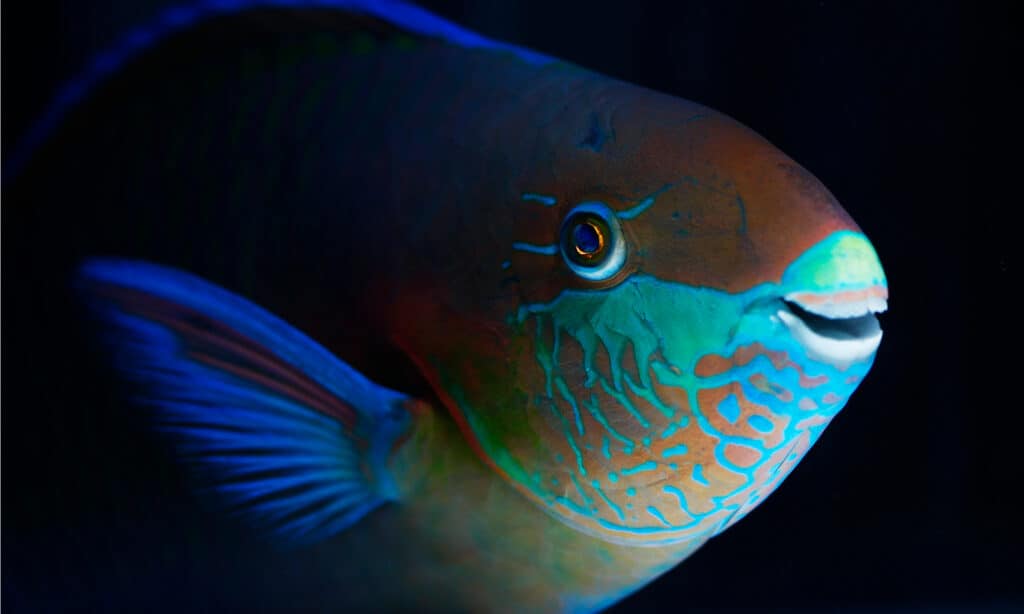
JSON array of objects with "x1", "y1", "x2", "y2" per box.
[{"x1": 774, "y1": 231, "x2": 888, "y2": 370}]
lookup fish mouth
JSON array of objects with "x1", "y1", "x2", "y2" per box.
[{"x1": 775, "y1": 287, "x2": 887, "y2": 369}]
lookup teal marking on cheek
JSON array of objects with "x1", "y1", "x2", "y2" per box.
[
  {"x1": 663, "y1": 444, "x2": 688, "y2": 458},
  {"x1": 499, "y1": 231, "x2": 884, "y2": 542},
  {"x1": 555, "y1": 378, "x2": 585, "y2": 436},
  {"x1": 616, "y1": 196, "x2": 655, "y2": 220},
  {"x1": 626, "y1": 487, "x2": 637, "y2": 497},
  {"x1": 646, "y1": 506, "x2": 671, "y2": 527},
  {"x1": 608, "y1": 472, "x2": 619, "y2": 483},
  {"x1": 555, "y1": 495, "x2": 589, "y2": 515},
  {"x1": 662, "y1": 485, "x2": 707, "y2": 520},
  {"x1": 568, "y1": 435, "x2": 586, "y2": 475},
  {"x1": 512, "y1": 242, "x2": 558, "y2": 255},
  {"x1": 599, "y1": 379, "x2": 650, "y2": 428},
  {"x1": 592, "y1": 480, "x2": 625, "y2": 521},
  {"x1": 621, "y1": 460, "x2": 658, "y2": 476},
  {"x1": 663, "y1": 486, "x2": 685, "y2": 507},
  {"x1": 583, "y1": 394, "x2": 633, "y2": 447},
  {"x1": 717, "y1": 394, "x2": 741, "y2": 424},
  {"x1": 546, "y1": 396, "x2": 587, "y2": 476},
  {"x1": 625, "y1": 374, "x2": 675, "y2": 418},
  {"x1": 521, "y1": 192, "x2": 557, "y2": 206},
  {"x1": 551, "y1": 319, "x2": 561, "y2": 360},
  {"x1": 533, "y1": 319, "x2": 555, "y2": 398},
  {"x1": 747, "y1": 415, "x2": 774, "y2": 433},
  {"x1": 692, "y1": 464, "x2": 709, "y2": 487},
  {"x1": 575, "y1": 329, "x2": 602, "y2": 386},
  {"x1": 570, "y1": 472, "x2": 594, "y2": 508}
]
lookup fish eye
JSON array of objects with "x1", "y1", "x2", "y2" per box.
[{"x1": 559, "y1": 202, "x2": 627, "y2": 281}]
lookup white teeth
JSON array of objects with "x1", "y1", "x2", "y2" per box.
[
  {"x1": 777, "y1": 309, "x2": 882, "y2": 370},
  {"x1": 784, "y1": 293, "x2": 889, "y2": 319}
]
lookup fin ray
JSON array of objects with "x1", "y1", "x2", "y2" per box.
[{"x1": 77, "y1": 258, "x2": 412, "y2": 543}]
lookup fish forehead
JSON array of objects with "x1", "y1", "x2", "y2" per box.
[
  {"x1": 497, "y1": 87, "x2": 858, "y2": 305},
  {"x1": 434, "y1": 230, "x2": 882, "y2": 546}
]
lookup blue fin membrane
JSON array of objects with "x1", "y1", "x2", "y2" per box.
[{"x1": 76, "y1": 259, "x2": 412, "y2": 543}]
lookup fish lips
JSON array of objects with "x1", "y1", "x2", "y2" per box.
[{"x1": 775, "y1": 289, "x2": 887, "y2": 370}]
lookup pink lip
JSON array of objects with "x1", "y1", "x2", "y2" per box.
[{"x1": 784, "y1": 284, "x2": 888, "y2": 319}]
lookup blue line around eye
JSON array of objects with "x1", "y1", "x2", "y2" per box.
[
  {"x1": 616, "y1": 183, "x2": 675, "y2": 220},
  {"x1": 512, "y1": 242, "x2": 558, "y2": 255},
  {"x1": 521, "y1": 193, "x2": 557, "y2": 206},
  {"x1": 616, "y1": 196, "x2": 655, "y2": 220}
]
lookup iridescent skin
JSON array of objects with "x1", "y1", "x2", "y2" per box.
[
  {"x1": 9, "y1": 8, "x2": 887, "y2": 610},
  {"x1": 370, "y1": 59, "x2": 886, "y2": 608}
]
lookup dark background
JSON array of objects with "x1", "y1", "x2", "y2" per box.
[{"x1": 2, "y1": 1, "x2": 1019, "y2": 612}]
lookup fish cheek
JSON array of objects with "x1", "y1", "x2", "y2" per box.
[
  {"x1": 440, "y1": 265, "x2": 859, "y2": 544},
  {"x1": 629, "y1": 183, "x2": 752, "y2": 288},
  {"x1": 507, "y1": 292, "x2": 749, "y2": 541}
]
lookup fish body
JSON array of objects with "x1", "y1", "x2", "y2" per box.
[{"x1": 5, "y1": 2, "x2": 887, "y2": 611}]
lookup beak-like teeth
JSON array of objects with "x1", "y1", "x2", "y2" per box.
[
  {"x1": 777, "y1": 308, "x2": 883, "y2": 369},
  {"x1": 784, "y1": 290, "x2": 889, "y2": 319},
  {"x1": 777, "y1": 286, "x2": 888, "y2": 369}
]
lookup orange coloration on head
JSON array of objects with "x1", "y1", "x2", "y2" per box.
[{"x1": 385, "y1": 63, "x2": 884, "y2": 550}]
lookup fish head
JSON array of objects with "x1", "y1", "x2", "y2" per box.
[{"x1": 410, "y1": 93, "x2": 887, "y2": 547}]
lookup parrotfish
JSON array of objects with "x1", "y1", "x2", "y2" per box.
[{"x1": 5, "y1": 1, "x2": 888, "y2": 611}]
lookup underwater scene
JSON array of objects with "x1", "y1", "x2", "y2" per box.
[{"x1": 2, "y1": 1, "x2": 1017, "y2": 612}]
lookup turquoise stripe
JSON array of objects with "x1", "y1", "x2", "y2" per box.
[
  {"x1": 512, "y1": 242, "x2": 558, "y2": 255},
  {"x1": 646, "y1": 506, "x2": 670, "y2": 527},
  {"x1": 592, "y1": 481, "x2": 625, "y2": 521},
  {"x1": 662, "y1": 444, "x2": 688, "y2": 458},
  {"x1": 521, "y1": 192, "x2": 557, "y2": 205},
  {"x1": 621, "y1": 460, "x2": 658, "y2": 476}
]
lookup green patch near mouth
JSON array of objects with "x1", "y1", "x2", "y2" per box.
[{"x1": 780, "y1": 231, "x2": 886, "y2": 295}]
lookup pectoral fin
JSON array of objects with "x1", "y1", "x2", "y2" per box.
[{"x1": 76, "y1": 259, "x2": 413, "y2": 543}]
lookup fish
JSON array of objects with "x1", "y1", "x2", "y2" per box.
[{"x1": 4, "y1": 0, "x2": 888, "y2": 611}]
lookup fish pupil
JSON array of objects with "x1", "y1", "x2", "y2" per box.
[{"x1": 574, "y1": 221, "x2": 603, "y2": 255}]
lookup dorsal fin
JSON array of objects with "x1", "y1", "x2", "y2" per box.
[{"x1": 3, "y1": 0, "x2": 553, "y2": 181}]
